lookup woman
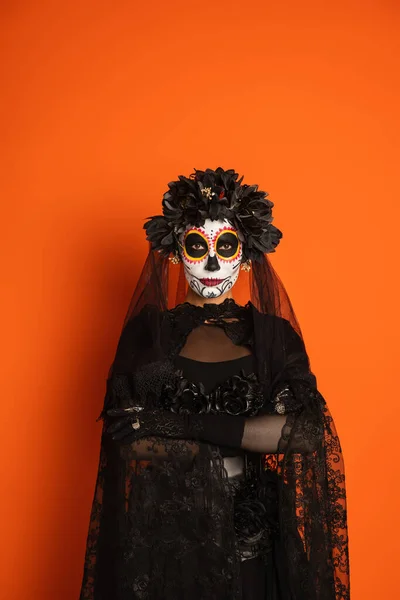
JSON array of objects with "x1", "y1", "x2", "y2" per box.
[{"x1": 79, "y1": 167, "x2": 350, "y2": 600}]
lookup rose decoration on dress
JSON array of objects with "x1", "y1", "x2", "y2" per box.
[
  {"x1": 234, "y1": 474, "x2": 279, "y2": 555},
  {"x1": 216, "y1": 388, "x2": 251, "y2": 416},
  {"x1": 161, "y1": 370, "x2": 265, "y2": 417},
  {"x1": 215, "y1": 372, "x2": 264, "y2": 416},
  {"x1": 162, "y1": 376, "x2": 211, "y2": 414},
  {"x1": 234, "y1": 498, "x2": 270, "y2": 544}
]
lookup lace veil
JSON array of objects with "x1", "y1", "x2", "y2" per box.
[{"x1": 79, "y1": 179, "x2": 350, "y2": 600}]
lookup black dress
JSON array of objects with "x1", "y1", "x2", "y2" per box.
[
  {"x1": 79, "y1": 299, "x2": 350, "y2": 600},
  {"x1": 170, "y1": 320, "x2": 286, "y2": 599},
  {"x1": 175, "y1": 354, "x2": 270, "y2": 600}
]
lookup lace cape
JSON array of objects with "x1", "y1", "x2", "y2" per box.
[{"x1": 79, "y1": 299, "x2": 350, "y2": 600}]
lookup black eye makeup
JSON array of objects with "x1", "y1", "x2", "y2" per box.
[
  {"x1": 184, "y1": 231, "x2": 209, "y2": 260},
  {"x1": 215, "y1": 231, "x2": 239, "y2": 259}
]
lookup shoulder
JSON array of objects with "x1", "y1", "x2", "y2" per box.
[
  {"x1": 249, "y1": 303, "x2": 307, "y2": 353},
  {"x1": 116, "y1": 303, "x2": 163, "y2": 347},
  {"x1": 248, "y1": 302, "x2": 297, "y2": 331}
]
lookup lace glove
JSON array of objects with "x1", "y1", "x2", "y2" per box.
[
  {"x1": 106, "y1": 406, "x2": 323, "y2": 453},
  {"x1": 104, "y1": 406, "x2": 319, "y2": 453},
  {"x1": 105, "y1": 406, "x2": 246, "y2": 448}
]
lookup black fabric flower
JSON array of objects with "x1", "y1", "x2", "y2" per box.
[
  {"x1": 215, "y1": 371, "x2": 264, "y2": 416},
  {"x1": 231, "y1": 191, "x2": 282, "y2": 261},
  {"x1": 144, "y1": 167, "x2": 282, "y2": 261},
  {"x1": 133, "y1": 574, "x2": 149, "y2": 598},
  {"x1": 216, "y1": 388, "x2": 251, "y2": 416},
  {"x1": 234, "y1": 498, "x2": 269, "y2": 544},
  {"x1": 161, "y1": 370, "x2": 264, "y2": 417},
  {"x1": 143, "y1": 215, "x2": 175, "y2": 256},
  {"x1": 162, "y1": 376, "x2": 211, "y2": 414},
  {"x1": 234, "y1": 474, "x2": 279, "y2": 551}
]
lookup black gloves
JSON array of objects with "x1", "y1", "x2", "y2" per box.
[
  {"x1": 105, "y1": 404, "x2": 321, "y2": 454},
  {"x1": 105, "y1": 406, "x2": 246, "y2": 449}
]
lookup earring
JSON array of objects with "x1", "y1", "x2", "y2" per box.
[
  {"x1": 241, "y1": 260, "x2": 251, "y2": 272},
  {"x1": 169, "y1": 251, "x2": 181, "y2": 265}
]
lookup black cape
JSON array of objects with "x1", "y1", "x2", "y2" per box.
[{"x1": 79, "y1": 297, "x2": 350, "y2": 600}]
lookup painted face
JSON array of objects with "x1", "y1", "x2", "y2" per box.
[{"x1": 179, "y1": 219, "x2": 242, "y2": 299}]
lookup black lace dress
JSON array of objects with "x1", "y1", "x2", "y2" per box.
[
  {"x1": 166, "y1": 315, "x2": 286, "y2": 599},
  {"x1": 79, "y1": 299, "x2": 350, "y2": 600},
  {"x1": 174, "y1": 352, "x2": 276, "y2": 600}
]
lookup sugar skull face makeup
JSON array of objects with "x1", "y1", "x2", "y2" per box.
[{"x1": 179, "y1": 219, "x2": 242, "y2": 299}]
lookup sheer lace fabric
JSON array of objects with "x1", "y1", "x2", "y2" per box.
[{"x1": 79, "y1": 299, "x2": 350, "y2": 600}]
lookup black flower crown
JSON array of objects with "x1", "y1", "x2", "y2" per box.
[{"x1": 143, "y1": 167, "x2": 282, "y2": 262}]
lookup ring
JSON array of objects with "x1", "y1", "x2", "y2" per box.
[{"x1": 131, "y1": 418, "x2": 141, "y2": 430}]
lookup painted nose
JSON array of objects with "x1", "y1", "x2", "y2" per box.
[{"x1": 205, "y1": 255, "x2": 220, "y2": 272}]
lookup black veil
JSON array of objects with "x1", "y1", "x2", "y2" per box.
[{"x1": 79, "y1": 169, "x2": 350, "y2": 599}]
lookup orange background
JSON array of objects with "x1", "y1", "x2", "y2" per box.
[{"x1": 1, "y1": 1, "x2": 399, "y2": 598}]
